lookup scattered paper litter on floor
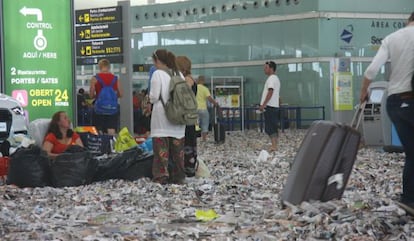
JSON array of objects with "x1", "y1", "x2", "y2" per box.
[{"x1": 0, "y1": 129, "x2": 413, "y2": 240}]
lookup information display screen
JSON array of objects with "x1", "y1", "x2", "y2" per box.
[
  {"x1": 2, "y1": 0, "x2": 74, "y2": 121},
  {"x1": 369, "y1": 88, "x2": 384, "y2": 104}
]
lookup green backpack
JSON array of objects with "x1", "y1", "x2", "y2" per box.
[{"x1": 159, "y1": 70, "x2": 198, "y2": 125}]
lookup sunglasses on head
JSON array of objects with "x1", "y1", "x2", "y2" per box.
[{"x1": 153, "y1": 50, "x2": 159, "y2": 59}]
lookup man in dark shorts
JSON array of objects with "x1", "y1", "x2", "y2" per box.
[
  {"x1": 89, "y1": 59, "x2": 123, "y2": 135},
  {"x1": 259, "y1": 61, "x2": 281, "y2": 152}
]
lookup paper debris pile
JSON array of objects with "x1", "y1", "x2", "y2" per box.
[{"x1": 1, "y1": 129, "x2": 413, "y2": 240}]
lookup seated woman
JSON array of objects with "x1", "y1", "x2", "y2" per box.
[{"x1": 42, "y1": 111, "x2": 83, "y2": 158}]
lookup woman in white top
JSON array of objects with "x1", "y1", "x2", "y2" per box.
[{"x1": 149, "y1": 49, "x2": 186, "y2": 184}]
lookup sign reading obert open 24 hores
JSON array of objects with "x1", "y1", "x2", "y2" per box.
[
  {"x1": 2, "y1": 0, "x2": 74, "y2": 121},
  {"x1": 75, "y1": 6, "x2": 123, "y2": 65}
]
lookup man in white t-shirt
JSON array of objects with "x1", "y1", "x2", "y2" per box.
[
  {"x1": 359, "y1": 12, "x2": 414, "y2": 215},
  {"x1": 259, "y1": 61, "x2": 281, "y2": 152}
]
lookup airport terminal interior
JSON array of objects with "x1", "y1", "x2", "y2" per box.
[
  {"x1": 0, "y1": 0, "x2": 413, "y2": 240},
  {"x1": 73, "y1": 0, "x2": 412, "y2": 124}
]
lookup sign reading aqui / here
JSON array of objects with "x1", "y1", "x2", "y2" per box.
[
  {"x1": 2, "y1": 0, "x2": 74, "y2": 121},
  {"x1": 75, "y1": 6, "x2": 123, "y2": 65}
]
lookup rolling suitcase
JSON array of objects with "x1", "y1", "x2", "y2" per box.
[
  {"x1": 281, "y1": 102, "x2": 365, "y2": 205},
  {"x1": 214, "y1": 107, "x2": 225, "y2": 143}
]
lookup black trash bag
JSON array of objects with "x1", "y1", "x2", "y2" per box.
[
  {"x1": 93, "y1": 147, "x2": 148, "y2": 182},
  {"x1": 49, "y1": 146, "x2": 97, "y2": 188},
  {"x1": 78, "y1": 132, "x2": 113, "y2": 155},
  {"x1": 122, "y1": 152, "x2": 153, "y2": 181},
  {"x1": 7, "y1": 145, "x2": 51, "y2": 188}
]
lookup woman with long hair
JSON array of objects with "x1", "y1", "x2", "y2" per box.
[
  {"x1": 42, "y1": 111, "x2": 83, "y2": 158},
  {"x1": 149, "y1": 49, "x2": 186, "y2": 184}
]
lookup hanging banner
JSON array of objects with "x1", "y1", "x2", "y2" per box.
[
  {"x1": 333, "y1": 72, "x2": 353, "y2": 111},
  {"x1": 2, "y1": 0, "x2": 74, "y2": 121}
]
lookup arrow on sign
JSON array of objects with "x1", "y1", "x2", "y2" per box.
[
  {"x1": 20, "y1": 6, "x2": 43, "y2": 21},
  {"x1": 79, "y1": 31, "x2": 85, "y2": 38},
  {"x1": 79, "y1": 15, "x2": 84, "y2": 23}
]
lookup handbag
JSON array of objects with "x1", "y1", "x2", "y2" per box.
[{"x1": 78, "y1": 132, "x2": 113, "y2": 155}]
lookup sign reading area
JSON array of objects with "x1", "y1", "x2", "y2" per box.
[{"x1": 2, "y1": 0, "x2": 74, "y2": 121}]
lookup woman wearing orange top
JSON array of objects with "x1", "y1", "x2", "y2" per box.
[{"x1": 42, "y1": 111, "x2": 83, "y2": 158}]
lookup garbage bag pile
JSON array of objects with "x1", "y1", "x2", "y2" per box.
[
  {"x1": 1, "y1": 129, "x2": 413, "y2": 240},
  {"x1": 6, "y1": 141, "x2": 153, "y2": 188}
]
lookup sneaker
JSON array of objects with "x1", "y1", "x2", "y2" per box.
[{"x1": 396, "y1": 200, "x2": 414, "y2": 216}]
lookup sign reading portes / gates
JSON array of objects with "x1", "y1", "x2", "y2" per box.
[
  {"x1": 75, "y1": 6, "x2": 123, "y2": 65},
  {"x1": 2, "y1": 0, "x2": 74, "y2": 121}
]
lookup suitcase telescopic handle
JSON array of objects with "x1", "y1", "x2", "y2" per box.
[
  {"x1": 350, "y1": 101, "x2": 366, "y2": 130},
  {"x1": 214, "y1": 105, "x2": 223, "y2": 124}
]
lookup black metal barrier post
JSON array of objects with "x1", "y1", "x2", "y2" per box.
[{"x1": 220, "y1": 106, "x2": 325, "y2": 131}]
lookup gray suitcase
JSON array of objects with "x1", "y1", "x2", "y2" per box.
[{"x1": 282, "y1": 103, "x2": 365, "y2": 205}]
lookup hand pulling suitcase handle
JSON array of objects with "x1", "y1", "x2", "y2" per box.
[{"x1": 350, "y1": 101, "x2": 366, "y2": 130}]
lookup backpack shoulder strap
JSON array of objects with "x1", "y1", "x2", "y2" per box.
[
  {"x1": 157, "y1": 70, "x2": 173, "y2": 108},
  {"x1": 95, "y1": 74, "x2": 117, "y2": 87},
  {"x1": 160, "y1": 68, "x2": 173, "y2": 77},
  {"x1": 109, "y1": 76, "x2": 118, "y2": 87},
  {"x1": 95, "y1": 74, "x2": 105, "y2": 86}
]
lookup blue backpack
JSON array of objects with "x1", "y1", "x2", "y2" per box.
[{"x1": 94, "y1": 75, "x2": 118, "y2": 115}]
